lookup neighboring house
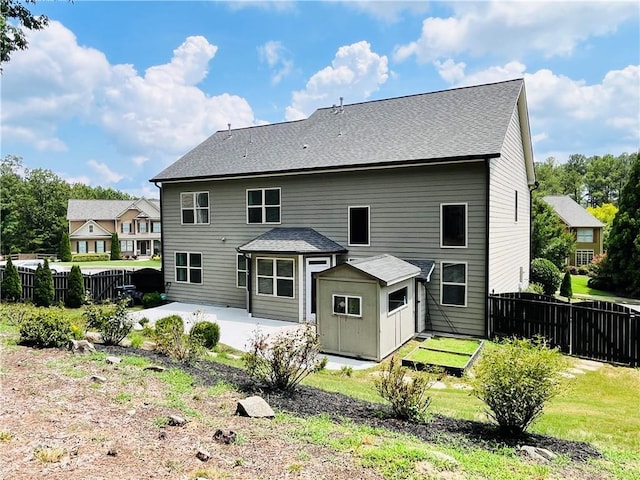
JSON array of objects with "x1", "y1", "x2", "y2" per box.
[
  {"x1": 150, "y1": 79, "x2": 536, "y2": 357},
  {"x1": 66, "y1": 199, "x2": 162, "y2": 258},
  {"x1": 541, "y1": 195, "x2": 605, "y2": 267}
]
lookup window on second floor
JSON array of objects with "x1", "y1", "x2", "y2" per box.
[
  {"x1": 577, "y1": 228, "x2": 594, "y2": 242},
  {"x1": 139, "y1": 222, "x2": 148, "y2": 233},
  {"x1": 89, "y1": 225, "x2": 94, "y2": 233},
  {"x1": 441, "y1": 203, "x2": 467, "y2": 248},
  {"x1": 181, "y1": 192, "x2": 209, "y2": 224},
  {"x1": 348, "y1": 206, "x2": 370, "y2": 246},
  {"x1": 121, "y1": 222, "x2": 132, "y2": 233},
  {"x1": 247, "y1": 188, "x2": 281, "y2": 224},
  {"x1": 152, "y1": 221, "x2": 161, "y2": 233}
]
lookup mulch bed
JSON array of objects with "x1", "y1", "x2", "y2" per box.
[{"x1": 99, "y1": 345, "x2": 602, "y2": 463}]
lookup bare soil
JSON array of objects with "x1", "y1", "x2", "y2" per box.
[{"x1": 0, "y1": 343, "x2": 601, "y2": 480}]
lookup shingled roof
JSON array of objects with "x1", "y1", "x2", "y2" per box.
[
  {"x1": 541, "y1": 196, "x2": 604, "y2": 228},
  {"x1": 67, "y1": 199, "x2": 160, "y2": 221},
  {"x1": 237, "y1": 228, "x2": 347, "y2": 254},
  {"x1": 151, "y1": 79, "x2": 528, "y2": 182},
  {"x1": 348, "y1": 254, "x2": 421, "y2": 286}
]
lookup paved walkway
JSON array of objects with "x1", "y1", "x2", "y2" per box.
[{"x1": 128, "y1": 302, "x2": 377, "y2": 371}]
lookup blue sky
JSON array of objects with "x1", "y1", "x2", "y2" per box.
[{"x1": 2, "y1": 1, "x2": 638, "y2": 198}]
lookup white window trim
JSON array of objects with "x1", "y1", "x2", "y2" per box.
[
  {"x1": 78, "y1": 241, "x2": 88, "y2": 254},
  {"x1": 96, "y1": 240, "x2": 105, "y2": 253},
  {"x1": 152, "y1": 222, "x2": 161, "y2": 233},
  {"x1": 440, "y1": 261, "x2": 468, "y2": 307},
  {"x1": 388, "y1": 285, "x2": 409, "y2": 315},
  {"x1": 246, "y1": 187, "x2": 282, "y2": 225},
  {"x1": 332, "y1": 294, "x2": 362, "y2": 318},
  {"x1": 180, "y1": 191, "x2": 210, "y2": 225},
  {"x1": 440, "y1": 202, "x2": 468, "y2": 249},
  {"x1": 175, "y1": 251, "x2": 203, "y2": 284},
  {"x1": 256, "y1": 257, "x2": 295, "y2": 298},
  {"x1": 576, "y1": 249, "x2": 594, "y2": 267},
  {"x1": 348, "y1": 205, "x2": 370, "y2": 247},
  {"x1": 236, "y1": 253, "x2": 247, "y2": 288}
]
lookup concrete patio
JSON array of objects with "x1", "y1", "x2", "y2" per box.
[{"x1": 128, "y1": 302, "x2": 377, "y2": 371}]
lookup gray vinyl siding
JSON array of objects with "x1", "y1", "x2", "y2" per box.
[
  {"x1": 161, "y1": 161, "x2": 487, "y2": 334},
  {"x1": 489, "y1": 106, "x2": 531, "y2": 296},
  {"x1": 251, "y1": 255, "x2": 299, "y2": 322}
]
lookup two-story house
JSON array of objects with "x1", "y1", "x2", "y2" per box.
[
  {"x1": 150, "y1": 79, "x2": 535, "y2": 349},
  {"x1": 541, "y1": 195, "x2": 605, "y2": 267},
  {"x1": 66, "y1": 199, "x2": 162, "y2": 258}
]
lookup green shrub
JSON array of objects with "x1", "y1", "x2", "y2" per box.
[
  {"x1": 471, "y1": 337, "x2": 565, "y2": 435},
  {"x1": 19, "y1": 308, "x2": 73, "y2": 348},
  {"x1": 530, "y1": 258, "x2": 561, "y2": 296},
  {"x1": 524, "y1": 282, "x2": 544, "y2": 295},
  {"x1": 154, "y1": 315, "x2": 205, "y2": 364},
  {"x1": 84, "y1": 299, "x2": 133, "y2": 345},
  {"x1": 190, "y1": 320, "x2": 220, "y2": 349},
  {"x1": 577, "y1": 265, "x2": 589, "y2": 275},
  {"x1": 65, "y1": 265, "x2": 84, "y2": 308},
  {"x1": 1, "y1": 257, "x2": 22, "y2": 302},
  {"x1": 374, "y1": 356, "x2": 433, "y2": 422},
  {"x1": 70, "y1": 253, "x2": 110, "y2": 262},
  {"x1": 559, "y1": 270, "x2": 573, "y2": 298},
  {"x1": 33, "y1": 260, "x2": 55, "y2": 307},
  {"x1": 58, "y1": 232, "x2": 72, "y2": 262},
  {"x1": 142, "y1": 291, "x2": 163, "y2": 308},
  {"x1": 243, "y1": 324, "x2": 324, "y2": 392},
  {"x1": 110, "y1": 233, "x2": 121, "y2": 260}
]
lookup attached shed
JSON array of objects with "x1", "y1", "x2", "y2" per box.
[{"x1": 316, "y1": 254, "x2": 421, "y2": 361}]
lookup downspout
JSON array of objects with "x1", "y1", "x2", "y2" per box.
[{"x1": 484, "y1": 159, "x2": 491, "y2": 338}]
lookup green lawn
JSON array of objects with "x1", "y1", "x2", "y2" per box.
[
  {"x1": 571, "y1": 275, "x2": 640, "y2": 304},
  {"x1": 55, "y1": 259, "x2": 161, "y2": 269}
]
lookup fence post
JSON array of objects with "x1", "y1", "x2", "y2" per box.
[{"x1": 568, "y1": 301, "x2": 573, "y2": 355}]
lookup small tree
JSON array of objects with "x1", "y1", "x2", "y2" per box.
[
  {"x1": 1, "y1": 256, "x2": 22, "y2": 302},
  {"x1": 530, "y1": 258, "x2": 561, "y2": 296},
  {"x1": 33, "y1": 259, "x2": 54, "y2": 307},
  {"x1": 58, "y1": 231, "x2": 72, "y2": 262},
  {"x1": 110, "y1": 232, "x2": 122, "y2": 260},
  {"x1": 243, "y1": 324, "x2": 324, "y2": 392},
  {"x1": 472, "y1": 337, "x2": 565, "y2": 435},
  {"x1": 84, "y1": 299, "x2": 133, "y2": 345},
  {"x1": 559, "y1": 270, "x2": 573, "y2": 299},
  {"x1": 65, "y1": 265, "x2": 84, "y2": 308}
]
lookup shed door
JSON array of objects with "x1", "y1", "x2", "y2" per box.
[{"x1": 305, "y1": 257, "x2": 331, "y2": 322}]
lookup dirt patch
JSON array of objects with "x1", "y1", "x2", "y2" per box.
[{"x1": 0, "y1": 343, "x2": 601, "y2": 479}]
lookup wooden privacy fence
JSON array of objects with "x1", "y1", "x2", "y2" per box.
[
  {"x1": 488, "y1": 292, "x2": 639, "y2": 367},
  {"x1": 1, "y1": 267, "x2": 137, "y2": 304}
]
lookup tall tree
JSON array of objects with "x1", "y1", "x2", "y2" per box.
[
  {"x1": 0, "y1": 0, "x2": 48, "y2": 65},
  {"x1": 559, "y1": 154, "x2": 587, "y2": 204},
  {"x1": 533, "y1": 157, "x2": 563, "y2": 198},
  {"x1": 605, "y1": 155, "x2": 640, "y2": 298},
  {"x1": 531, "y1": 198, "x2": 575, "y2": 269},
  {"x1": 587, "y1": 203, "x2": 618, "y2": 249}
]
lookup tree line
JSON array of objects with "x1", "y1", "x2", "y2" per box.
[{"x1": 1, "y1": 155, "x2": 133, "y2": 256}]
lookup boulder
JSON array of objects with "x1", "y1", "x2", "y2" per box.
[{"x1": 236, "y1": 396, "x2": 275, "y2": 418}]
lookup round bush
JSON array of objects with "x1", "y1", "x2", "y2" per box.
[
  {"x1": 530, "y1": 258, "x2": 562, "y2": 296},
  {"x1": 19, "y1": 309, "x2": 73, "y2": 348},
  {"x1": 154, "y1": 315, "x2": 184, "y2": 336},
  {"x1": 190, "y1": 321, "x2": 220, "y2": 349}
]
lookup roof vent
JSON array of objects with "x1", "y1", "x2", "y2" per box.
[{"x1": 227, "y1": 123, "x2": 232, "y2": 138}]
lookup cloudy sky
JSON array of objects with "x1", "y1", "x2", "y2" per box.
[{"x1": 1, "y1": 1, "x2": 638, "y2": 197}]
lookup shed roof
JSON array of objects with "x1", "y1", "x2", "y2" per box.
[
  {"x1": 67, "y1": 199, "x2": 160, "y2": 221},
  {"x1": 151, "y1": 79, "x2": 528, "y2": 182},
  {"x1": 237, "y1": 228, "x2": 347, "y2": 254},
  {"x1": 348, "y1": 254, "x2": 421, "y2": 286},
  {"x1": 541, "y1": 195, "x2": 604, "y2": 228}
]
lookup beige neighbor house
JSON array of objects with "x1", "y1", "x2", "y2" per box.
[
  {"x1": 66, "y1": 199, "x2": 161, "y2": 258},
  {"x1": 541, "y1": 195, "x2": 605, "y2": 267},
  {"x1": 150, "y1": 79, "x2": 536, "y2": 361}
]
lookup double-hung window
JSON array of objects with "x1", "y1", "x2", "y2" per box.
[
  {"x1": 139, "y1": 222, "x2": 148, "y2": 233},
  {"x1": 120, "y1": 240, "x2": 134, "y2": 252},
  {"x1": 78, "y1": 241, "x2": 88, "y2": 254},
  {"x1": 441, "y1": 262, "x2": 467, "y2": 307},
  {"x1": 237, "y1": 254, "x2": 247, "y2": 288},
  {"x1": 332, "y1": 294, "x2": 362, "y2": 317},
  {"x1": 95, "y1": 240, "x2": 105, "y2": 253},
  {"x1": 256, "y1": 258, "x2": 294, "y2": 297},
  {"x1": 247, "y1": 188, "x2": 281, "y2": 224},
  {"x1": 441, "y1": 203, "x2": 467, "y2": 248},
  {"x1": 175, "y1": 252, "x2": 202, "y2": 284},
  {"x1": 388, "y1": 286, "x2": 408, "y2": 314},
  {"x1": 181, "y1": 192, "x2": 210, "y2": 224},
  {"x1": 121, "y1": 222, "x2": 132, "y2": 234},
  {"x1": 152, "y1": 221, "x2": 161, "y2": 233},
  {"x1": 348, "y1": 206, "x2": 370, "y2": 246}
]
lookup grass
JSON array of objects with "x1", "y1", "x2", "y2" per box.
[
  {"x1": 571, "y1": 275, "x2": 614, "y2": 297},
  {"x1": 55, "y1": 259, "x2": 161, "y2": 269},
  {"x1": 422, "y1": 336, "x2": 480, "y2": 355},
  {"x1": 405, "y1": 348, "x2": 470, "y2": 368}
]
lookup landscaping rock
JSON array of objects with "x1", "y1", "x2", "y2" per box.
[
  {"x1": 85, "y1": 332, "x2": 102, "y2": 344},
  {"x1": 519, "y1": 445, "x2": 557, "y2": 462},
  {"x1": 236, "y1": 396, "x2": 275, "y2": 418},
  {"x1": 196, "y1": 448, "x2": 211, "y2": 462},
  {"x1": 106, "y1": 356, "x2": 121, "y2": 365},
  {"x1": 213, "y1": 429, "x2": 237, "y2": 444},
  {"x1": 70, "y1": 339, "x2": 96, "y2": 354},
  {"x1": 90, "y1": 375, "x2": 107, "y2": 383},
  {"x1": 168, "y1": 415, "x2": 187, "y2": 427}
]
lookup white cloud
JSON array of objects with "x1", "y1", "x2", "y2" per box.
[
  {"x1": 132, "y1": 156, "x2": 149, "y2": 167},
  {"x1": 285, "y1": 41, "x2": 389, "y2": 121},
  {"x1": 87, "y1": 159, "x2": 125, "y2": 184},
  {"x1": 258, "y1": 40, "x2": 293, "y2": 85},
  {"x1": 1, "y1": 21, "x2": 257, "y2": 177},
  {"x1": 433, "y1": 59, "x2": 466, "y2": 84},
  {"x1": 394, "y1": 2, "x2": 636, "y2": 63},
  {"x1": 342, "y1": 1, "x2": 430, "y2": 23}
]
